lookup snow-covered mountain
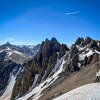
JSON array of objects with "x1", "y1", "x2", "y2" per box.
[
  {"x1": 0, "y1": 42, "x2": 40, "y2": 64},
  {"x1": 1, "y1": 37, "x2": 100, "y2": 100}
]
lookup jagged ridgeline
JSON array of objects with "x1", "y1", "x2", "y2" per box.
[
  {"x1": 11, "y1": 37, "x2": 100, "y2": 100},
  {"x1": 40, "y1": 37, "x2": 100, "y2": 100},
  {"x1": 1, "y1": 36, "x2": 100, "y2": 100},
  {"x1": 11, "y1": 37, "x2": 69, "y2": 100}
]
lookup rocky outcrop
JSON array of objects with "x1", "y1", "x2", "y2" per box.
[
  {"x1": 70, "y1": 44, "x2": 78, "y2": 58},
  {"x1": 59, "y1": 44, "x2": 69, "y2": 59},
  {"x1": 83, "y1": 37, "x2": 93, "y2": 46},
  {"x1": 11, "y1": 37, "x2": 69, "y2": 100},
  {"x1": 75, "y1": 37, "x2": 84, "y2": 45}
]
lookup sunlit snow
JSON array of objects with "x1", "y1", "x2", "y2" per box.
[
  {"x1": 53, "y1": 83, "x2": 100, "y2": 100},
  {"x1": 0, "y1": 75, "x2": 15, "y2": 100}
]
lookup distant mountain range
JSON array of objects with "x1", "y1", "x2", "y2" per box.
[
  {"x1": 0, "y1": 37, "x2": 100, "y2": 100},
  {"x1": 0, "y1": 42, "x2": 40, "y2": 64}
]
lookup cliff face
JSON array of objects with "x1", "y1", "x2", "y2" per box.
[{"x1": 11, "y1": 37, "x2": 69, "y2": 100}]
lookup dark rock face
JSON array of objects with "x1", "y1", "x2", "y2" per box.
[
  {"x1": 64, "y1": 53, "x2": 80, "y2": 76},
  {"x1": 70, "y1": 44, "x2": 78, "y2": 58},
  {"x1": 83, "y1": 36, "x2": 95, "y2": 47},
  {"x1": 11, "y1": 58, "x2": 41, "y2": 99},
  {"x1": 89, "y1": 40, "x2": 97, "y2": 48},
  {"x1": 59, "y1": 44, "x2": 69, "y2": 59},
  {"x1": 11, "y1": 37, "x2": 69, "y2": 100},
  {"x1": 75, "y1": 37, "x2": 84, "y2": 45},
  {"x1": 96, "y1": 76, "x2": 100, "y2": 82}
]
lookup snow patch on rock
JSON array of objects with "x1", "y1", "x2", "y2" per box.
[
  {"x1": 94, "y1": 50, "x2": 100, "y2": 55},
  {"x1": 0, "y1": 75, "x2": 15, "y2": 100},
  {"x1": 96, "y1": 70, "x2": 100, "y2": 77},
  {"x1": 79, "y1": 50, "x2": 94, "y2": 61}
]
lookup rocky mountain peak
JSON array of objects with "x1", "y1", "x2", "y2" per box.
[
  {"x1": 36, "y1": 37, "x2": 61, "y2": 63},
  {"x1": 86, "y1": 36, "x2": 93, "y2": 41},
  {"x1": 50, "y1": 37, "x2": 61, "y2": 53},
  {"x1": 83, "y1": 36, "x2": 94, "y2": 46},
  {"x1": 75, "y1": 37, "x2": 84, "y2": 45},
  {"x1": 51, "y1": 37, "x2": 58, "y2": 43},
  {"x1": 2, "y1": 42, "x2": 13, "y2": 48},
  {"x1": 5, "y1": 42, "x2": 12, "y2": 46},
  {"x1": 45, "y1": 38, "x2": 49, "y2": 42},
  {"x1": 11, "y1": 37, "x2": 69, "y2": 100}
]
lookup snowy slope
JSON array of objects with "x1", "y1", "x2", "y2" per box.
[
  {"x1": 0, "y1": 75, "x2": 15, "y2": 100},
  {"x1": 53, "y1": 83, "x2": 100, "y2": 100}
]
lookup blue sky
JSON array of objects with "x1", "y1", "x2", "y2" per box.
[{"x1": 0, "y1": 0, "x2": 100, "y2": 46}]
